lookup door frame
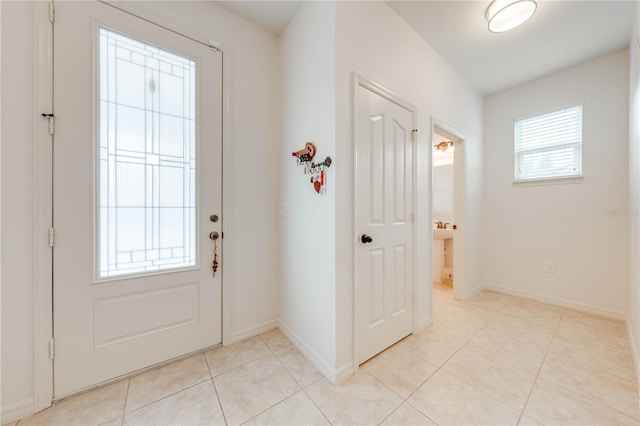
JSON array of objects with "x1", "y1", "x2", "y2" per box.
[
  {"x1": 352, "y1": 73, "x2": 418, "y2": 367},
  {"x1": 32, "y1": 1, "x2": 228, "y2": 412},
  {"x1": 431, "y1": 118, "x2": 466, "y2": 301},
  {"x1": 32, "y1": 1, "x2": 55, "y2": 414}
]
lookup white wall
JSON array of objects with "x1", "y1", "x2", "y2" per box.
[
  {"x1": 628, "y1": 1, "x2": 640, "y2": 379},
  {"x1": 278, "y1": 1, "x2": 337, "y2": 378},
  {"x1": 1, "y1": 0, "x2": 281, "y2": 415},
  {"x1": 483, "y1": 49, "x2": 630, "y2": 316},
  {"x1": 1, "y1": 0, "x2": 36, "y2": 415},
  {"x1": 433, "y1": 164, "x2": 454, "y2": 219},
  {"x1": 334, "y1": 1, "x2": 483, "y2": 376}
]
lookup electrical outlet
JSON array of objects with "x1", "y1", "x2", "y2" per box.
[{"x1": 545, "y1": 261, "x2": 555, "y2": 273}]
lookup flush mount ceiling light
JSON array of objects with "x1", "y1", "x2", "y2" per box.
[{"x1": 486, "y1": 0, "x2": 537, "y2": 33}]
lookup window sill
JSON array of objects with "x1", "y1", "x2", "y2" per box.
[{"x1": 512, "y1": 175, "x2": 584, "y2": 186}]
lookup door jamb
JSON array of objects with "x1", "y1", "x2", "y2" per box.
[
  {"x1": 32, "y1": 1, "x2": 228, "y2": 413},
  {"x1": 431, "y1": 118, "x2": 466, "y2": 302},
  {"x1": 352, "y1": 73, "x2": 418, "y2": 368},
  {"x1": 33, "y1": 0, "x2": 54, "y2": 413}
]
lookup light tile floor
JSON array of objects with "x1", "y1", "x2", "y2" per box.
[{"x1": 10, "y1": 283, "x2": 640, "y2": 425}]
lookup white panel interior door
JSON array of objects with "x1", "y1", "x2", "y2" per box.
[
  {"x1": 53, "y1": 1, "x2": 222, "y2": 397},
  {"x1": 355, "y1": 82, "x2": 414, "y2": 365}
]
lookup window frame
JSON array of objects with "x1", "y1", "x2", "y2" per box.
[{"x1": 512, "y1": 102, "x2": 584, "y2": 185}]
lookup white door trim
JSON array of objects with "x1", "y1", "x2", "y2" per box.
[
  {"x1": 32, "y1": 1, "x2": 228, "y2": 412},
  {"x1": 352, "y1": 73, "x2": 418, "y2": 368},
  {"x1": 431, "y1": 118, "x2": 466, "y2": 301}
]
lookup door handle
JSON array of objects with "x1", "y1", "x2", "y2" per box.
[{"x1": 361, "y1": 234, "x2": 373, "y2": 244}]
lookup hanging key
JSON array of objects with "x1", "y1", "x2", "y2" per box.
[
  {"x1": 212, "y1": 238, "x2": 219, "y2": 277},
  {"x1": 210, "y1": 231, "x2": 219, "y2": 277}
]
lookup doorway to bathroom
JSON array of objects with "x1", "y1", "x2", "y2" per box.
[{"x1": 431, "y1": 121, "x2": 465, "y2": 311}]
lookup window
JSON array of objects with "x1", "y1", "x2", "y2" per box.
[
  {"x1": 98, "y1": 27, "x2": 197, "y2": 278},
  {"x1": 514, "y1": 104, "x2": 583, "y2": 181}
]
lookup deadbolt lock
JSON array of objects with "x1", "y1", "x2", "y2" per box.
[{"x1": 210, "y1": 214, "x2": 219, "y2": 223}]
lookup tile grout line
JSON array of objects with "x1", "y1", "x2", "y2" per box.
[
  {"x1": 210, "y1": 379, "x2": 228, "y2": 426},
  {"x1": 119, "y1": 378, "x2": 131, "y2": 425},
  {"x1": 208, "y1": 334, "x2": 308, "y2": 424},
  {"x1": 123, "y1": 376, "x2": 213, "y2": 417},
  {"x1": 545, "y1": 344, "x2": 638, "y2": 383},
  {"x1": 396, "y1": 293, "x2": 508, "y2": 424},
  {"x1": 419, "y1": 307, "x2": 531, "y2": 416},
  {"x1": 247, "y1": 332, "x2": 331, "y2": 425},
  {"x1": 206, "y1": 337, "x2": 274, "y2": 379},
  {"x1": 532, "y1": 325, "x2": 640, "y2": 421},
  {"x1": 259, "y1": 332, "x2": 302, "y2": 388},
  {"x1": 408, "y1": 289, "x2": 541, "y2": 420},
  {"x1": 299, "y1": 377, "x2": 333, "y2": 426},
  {"x1": 204, "y1": 351, "x2": 229, "y2": 425},
  {"x1": 515, "y1": 307, "x2": 566, "y2": 425},
  {"x1": 359, "y1": 338, "x2": 441, "y2": 424},
  {"x1": 122, "y1": 353, "x2": 214, "y2": 416},
  {"x1": 236, "y1": 333, "x2": 307, "y2": 424},
  {"x1": 536, "y1": 371, "x2": 640, "y2": 422},
  {"x1": 209, "y1": 350, "x2": 277, "y2": 424},
  {"x1": 339, "y1": 368, "x2": 405, "y2": 426},
  {"x1": 440, "y1": 293, "x2": 554, "y2": 421},
  {"x1": 549, "y1": 331, "x2": 638, "y2": 379},
  {"x1": 376, "y1": 405, "x2": 401, "y2": 425}
]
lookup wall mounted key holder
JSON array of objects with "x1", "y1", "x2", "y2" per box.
[{"x1": 292, "y1": 141, "x2": 332, "y2": 194}]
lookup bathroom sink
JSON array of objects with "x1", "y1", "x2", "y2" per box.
[{"x1": 433, "y1": 228, "x2": 454, "y2": 240}]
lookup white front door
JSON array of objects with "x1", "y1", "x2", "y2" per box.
[
  {"x1": 355, "y1": 79, "x2": 415, "y2": 365},
  {"x1": 53, "y1": 1, "x2": 222, "y2": 397}
]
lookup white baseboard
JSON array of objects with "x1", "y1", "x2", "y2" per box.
[
  {"x1": 277, "y1": 320, "x2": 343, "y2": 384},
  {"x1": 626, "y1": 314, "x2": 640, "y2": 386},
  {"x1": 483, "y1": 283, "x2": 627, "y2": 320},
  {"x1": 1, "y1": 398, "x2": 34, "y2": 424},
  {"x1": 464, "y1": 283, "x2": 484, "y2": 300},
  {"x1": 229, "y1": 319, "x2": 279, "y2": 344},
  {"x1": 334, "y1": 362, "x2": 354, "y2": 385},
  {"x1": 416, "y1": 315, "x2": 432, "y2": 332}
]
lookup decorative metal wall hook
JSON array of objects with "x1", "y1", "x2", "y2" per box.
[
  {"x1": 311, "y1": 156, "x2": 332, "y2": 169},
  {"x1": 291, "y1": 142, "x2": 332, "y2": 195}
]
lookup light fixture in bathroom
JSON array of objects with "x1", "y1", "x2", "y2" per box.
[
  {"x1": 486, "y1": 0, "x2": 537, "y2": 33},
  {"x1": 434, "y1": 141, "x2": 454, "y2": 152}
]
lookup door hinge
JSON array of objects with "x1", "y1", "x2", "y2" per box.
[
  {"x1": 48, "y1": 3, "x2": 55, "y2": 23},
  {"x1": 48, "y1": 116, "x2": 56, "y2": 135},
  {"x1": 49, "y1": 339, "x2": 56, "y2": 360},
  {"x1": 48, "y1": 228, "x2": 56, "y2": 247},
  {"x1": 41, "y1": 113, "x2": 55, "y2": 135}
]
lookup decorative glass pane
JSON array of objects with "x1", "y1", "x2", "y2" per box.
[{"x1": 98, "y1": 27, "x2": 197, "y2": 278}]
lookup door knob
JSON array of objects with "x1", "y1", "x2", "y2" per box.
[{"x1": 361, "y1": 234, "x2": 373, "y2": 244}]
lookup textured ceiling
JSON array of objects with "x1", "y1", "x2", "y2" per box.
[{"x1": 214, "y1": 1, "x2": 634, "y2": 95}]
